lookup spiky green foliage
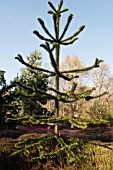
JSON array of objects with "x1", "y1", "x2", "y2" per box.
[
  {"x1": 14, "y1": 0, "x2": 107, "y2": 135},
  {"x1": 33, "y1": 0, "x2": 107, "y2": 106},
  {"x1": 6, "y1": 1, "x2": 109, "y2": 167},
  {"x1": 6, "y1": 115, "x2": 87, "y2": 130},
  {"x1": 35, "y1": 0, "x2": 107, "y2": 134},
  {"x1": 7, "y1": 134, "x2": 88, "y2": 167}
]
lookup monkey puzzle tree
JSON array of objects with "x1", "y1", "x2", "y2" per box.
[
  {"x1": 15, "y1": 0, "x2": 107, "y2": 135},
  {"x1": 7, "y1": 0, "x2": 109, "y2": 166}
]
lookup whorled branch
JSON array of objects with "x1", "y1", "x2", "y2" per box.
[
  {"x1": 62, "y1": 25, "x2": 85, "y2": 43},
  {"x1": 61, "y1": 58, "x2": 104, "y2": 74},
  {"x1": 15, "y1": 80, "x2": 57, "y2": 103},
  {"x1": 59, "y1": 14, "x2": 73, "y2": 41},
  {"x1": 33, "y1": 30, "x2": 53, "y2": 43},
  {"x1": 41, "y1": 42, "x2": 78, "y2": 81},
  {"x1": 15, "y1": 54, "x2": 54, "y2": 74},
  {"x1": 60, "y1": 37, "x2": 78, "y2": 45},
  {"x1": 38, "y1": 18, "x2": 55, "y2": 40},
  {"x1": 48, "y1": 1, "x2": 57, "y2": 12}
]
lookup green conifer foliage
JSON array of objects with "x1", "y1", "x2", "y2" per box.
[
  {"x1": 14, "y1": 51, "x2": 50, "y2": 116},
  {"x1": 14, "y1": 0, "x2": 108, "y2": 135},
  {"x1": 33, "y1": 0, "x2": 107, "y2": 134},
  {"x1": 6, "y1": 0, "x2": 109, "y2": 166},
  {"x1": 0, "y1": 84, "x2": 20, "y2": 129}
]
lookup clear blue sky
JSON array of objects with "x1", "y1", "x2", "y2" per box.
[{"x1": 0, "y1": 0, "x2": 113, "y2": 84}]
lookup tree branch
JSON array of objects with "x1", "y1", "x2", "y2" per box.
[
  {"x1": 62, "y1": 25, "x2": 85, "y2": 42},
  {"x1": 59, "y1": 14, "x2": 73, "y2": 40},
  {"x1": 15, "y1": 54, "x2": 54, "y2": 74},
  {"x1": 38, "y1": 18, "x2": 55, "y2": 40},
  {"x1": 33, "y1": 30, "x2": 53, "y2": 43},
  {"x1": 61, "y1": 58, "x2": 103, "y2": 74}
]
